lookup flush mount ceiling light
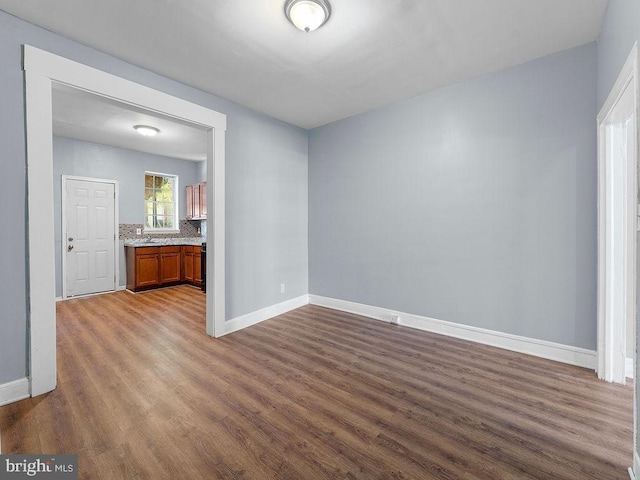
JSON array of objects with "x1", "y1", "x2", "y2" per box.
[
  {"x1": 133, "y1": 125, "x2": 160, "y2": 137},
  {"x1": 284, "y1": 0, "x2": 331, "y2": 32}
]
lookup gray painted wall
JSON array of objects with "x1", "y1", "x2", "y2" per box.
[
  {"x1": 0, "y1": 11, "x2": 308, "y2": 385},
  {"x1": 54, "y1": 136, "x2": 201, "y2": 223},
  {"x1": 52, "y1": 136, "x2": 201, "y2": 296},
  {"x1": 198, "y1": 160, "x2": 207, "y2": 183},
  {"x1": 596, "y1": 0, "x2": 640, "y2": 111},
  {"x1": 309, "y1": 43, "x2": 597, "y2": 350}
]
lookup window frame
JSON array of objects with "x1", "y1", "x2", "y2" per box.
[{"x1": 144, "y1": 171, "x2": 180, "y2": 233}]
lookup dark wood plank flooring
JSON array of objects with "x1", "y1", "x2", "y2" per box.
[{"x1": 0, "y1": 286, "x2": 633, "y2": 479}]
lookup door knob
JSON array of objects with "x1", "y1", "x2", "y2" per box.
[{"x1": 67, "y1": 245, "x2": 74, "y2": 251}]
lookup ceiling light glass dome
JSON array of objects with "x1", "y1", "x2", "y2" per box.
[
  {"x1": 284, "y1": 0, "x2": 331, "y2": 32},
  {"x1": 134, "y1": 125, "x2": 160, "y2": 137}
]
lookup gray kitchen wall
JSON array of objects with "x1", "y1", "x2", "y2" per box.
[
  {"x1": 54, "y1": 136, "x2": 201, "y2": 223},
  {"x1": 0, "y1": 10, "x2": 308, "y2": 385},
  {"x1": 198, "y1": 160, "x2": 207, "y2": 183},
  {"x1": 596, "y1": 0, "x2": 640, "y2": 111},
  {"x1": 309, "y1": 43, "x2": 597, "y2": 350},
  {"x1": 52, "y1": 136, "x2": 201, "y2": 297}
]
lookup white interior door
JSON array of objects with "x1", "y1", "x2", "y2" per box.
[{"x1": 64, "y1": 178, "x2": 116, "y2": 297}]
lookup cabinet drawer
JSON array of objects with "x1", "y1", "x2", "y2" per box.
[
  {"x1": 135, "y1": 247, "x2": 159, "y2": 255},
  {"x1": 159, "y1": 246, "x2": 181, "y2": 254}
]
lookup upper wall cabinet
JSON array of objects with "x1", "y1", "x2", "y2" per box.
[{"x1": 186, "y1": 182, "x2": 207, "y2": 220}]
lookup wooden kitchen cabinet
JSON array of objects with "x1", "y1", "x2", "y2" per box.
[
  {"x1": 126, "y1": 246, "x2": 184, "y2": 291},
  {"x1": 182, "y1": 246, "x2": 195, "y2": 283},
  {"x1": 194, "y1": 247, "x2": 202, "y2": 286},
  {"x1": 199, "y1": 183, "x2": 207, "y2": 218},
  {"x1": 126, "y1": 246, "x2": 159, "y2": 291},
  {"x1": 181, "y1": 245, "x2": 202, "y2": 287},
  {"x1": 186, "y1": 184, "x2": 198, "y2": 220},
  {"x1": 186, "y1": 182, "x2": 207, "y2": 220},
  {"x1": 159, "y1": 246, "x2": 182, "y2": 284}
]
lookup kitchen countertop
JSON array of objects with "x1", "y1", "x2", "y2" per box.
[{"x1": 124, "y1": 237, "x2": 205, "y2": 247}]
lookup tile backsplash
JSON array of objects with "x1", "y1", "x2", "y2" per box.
[{"x1": 119, "y1": 220, "x2": 203, "y2": 240}]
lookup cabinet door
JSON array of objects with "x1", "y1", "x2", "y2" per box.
[
  {"x1": 186, "y1": 183, "x2": 207, "y2": 220},
  {"x1": 199, "y1": 183, "x2": 207, "y2": 218},
  {"x1": 186, "y1": 184, "x2": 194, "y2": 220},
  {"x1": 192, "y1": 184, "x2": 201, "y2": 220},
  {"x1": 182, "y1": 246, "x2": 194, "y2": 283},
  {"x1": 194, "y1": 249, "x2": 202, "y2": 285},
  {"x1": 136, "y1": 254, "x2": 159, "y2": 288},
  {"x1": 160, "y1": 247, "x2": 182, "y2": 284}
]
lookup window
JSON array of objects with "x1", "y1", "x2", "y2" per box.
[{"x1": 144, "y1": 172, "x2": 178, "y2": 231}]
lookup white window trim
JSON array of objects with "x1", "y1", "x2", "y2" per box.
[
  {"x1": 23, "y1": 45, "x2": 227, "y2": 398},
  {"x1": 144, "y1": 171, "x2": 180, "y2": 233}
]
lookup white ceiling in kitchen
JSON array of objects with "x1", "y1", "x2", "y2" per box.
[{"x1": 52, "y1": 84, "x2": 208, "y2": 161}]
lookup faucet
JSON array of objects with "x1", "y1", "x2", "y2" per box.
[{"x1": 146, "y1": 234, "x2": 152, "y2": 242}]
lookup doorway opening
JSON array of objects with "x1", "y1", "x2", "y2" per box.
[
  {"x1": 24, "y1": 45, "x2": 227, "y2": 397},
  {"x1": 597, "y1": 43, "x2": 638, "y2": 385},
  {"x1": 596, "y1": 42, "x2": 639, "y2": 477}
]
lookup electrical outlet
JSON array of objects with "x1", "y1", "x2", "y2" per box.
[
  {"x1": 390, "y1": 315, "x2": 400, "y2": 325},
  {"x1": 136, "y1": 228, "x2": 142, "y2": 235},
  {"x1": 280, "y1": 283, "x2": 285, "y2": 294}
]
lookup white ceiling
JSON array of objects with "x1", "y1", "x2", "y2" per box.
[
  {"x1": 1, "y1": 0, "x2": 608, "y2": 130},
  {"x1": 52, "y1": 84, "x2": 208, "y2": 161}
]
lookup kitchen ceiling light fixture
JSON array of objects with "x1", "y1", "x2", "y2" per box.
[
  {"x1": 284, "y1": 0, "x2": 331, "y2": 32},
  {"x1": 134, "y1": 125, "x2": 160, "y2": 137}
]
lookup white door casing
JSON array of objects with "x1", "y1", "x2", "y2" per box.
[
  {"x1": 63, "y1": 177, "x2": 117, "y2": 298},
  {"x1": 24, "y1": 45, "x2": 227, "y2": 397},
  {"x1": 596, "y1": 42, "x2": 639, "y2": 479},
  {"x1": 597, "y1": 42, "x2": 639, "y2": 385}
]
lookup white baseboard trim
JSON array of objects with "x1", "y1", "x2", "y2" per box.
[
  {"x1": 59, "y1": 286, "x2": 126, "y2": 301},
  {"x1": 309, "y1": 295, "x2": 597, "y2": 370},
  {"x1": 0, "y1": 377, "x2": 30, "y2": 407},
  {"x1": 626, "y1": 357, "x2": 634, "y2": 379},
  {"x1": 225, "y1": 295, "x2": 310, "y2": 335}
]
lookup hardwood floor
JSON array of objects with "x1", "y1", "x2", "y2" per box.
[{"x1": 0, "y1": 286, "x2": 633, "y2": 479}]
